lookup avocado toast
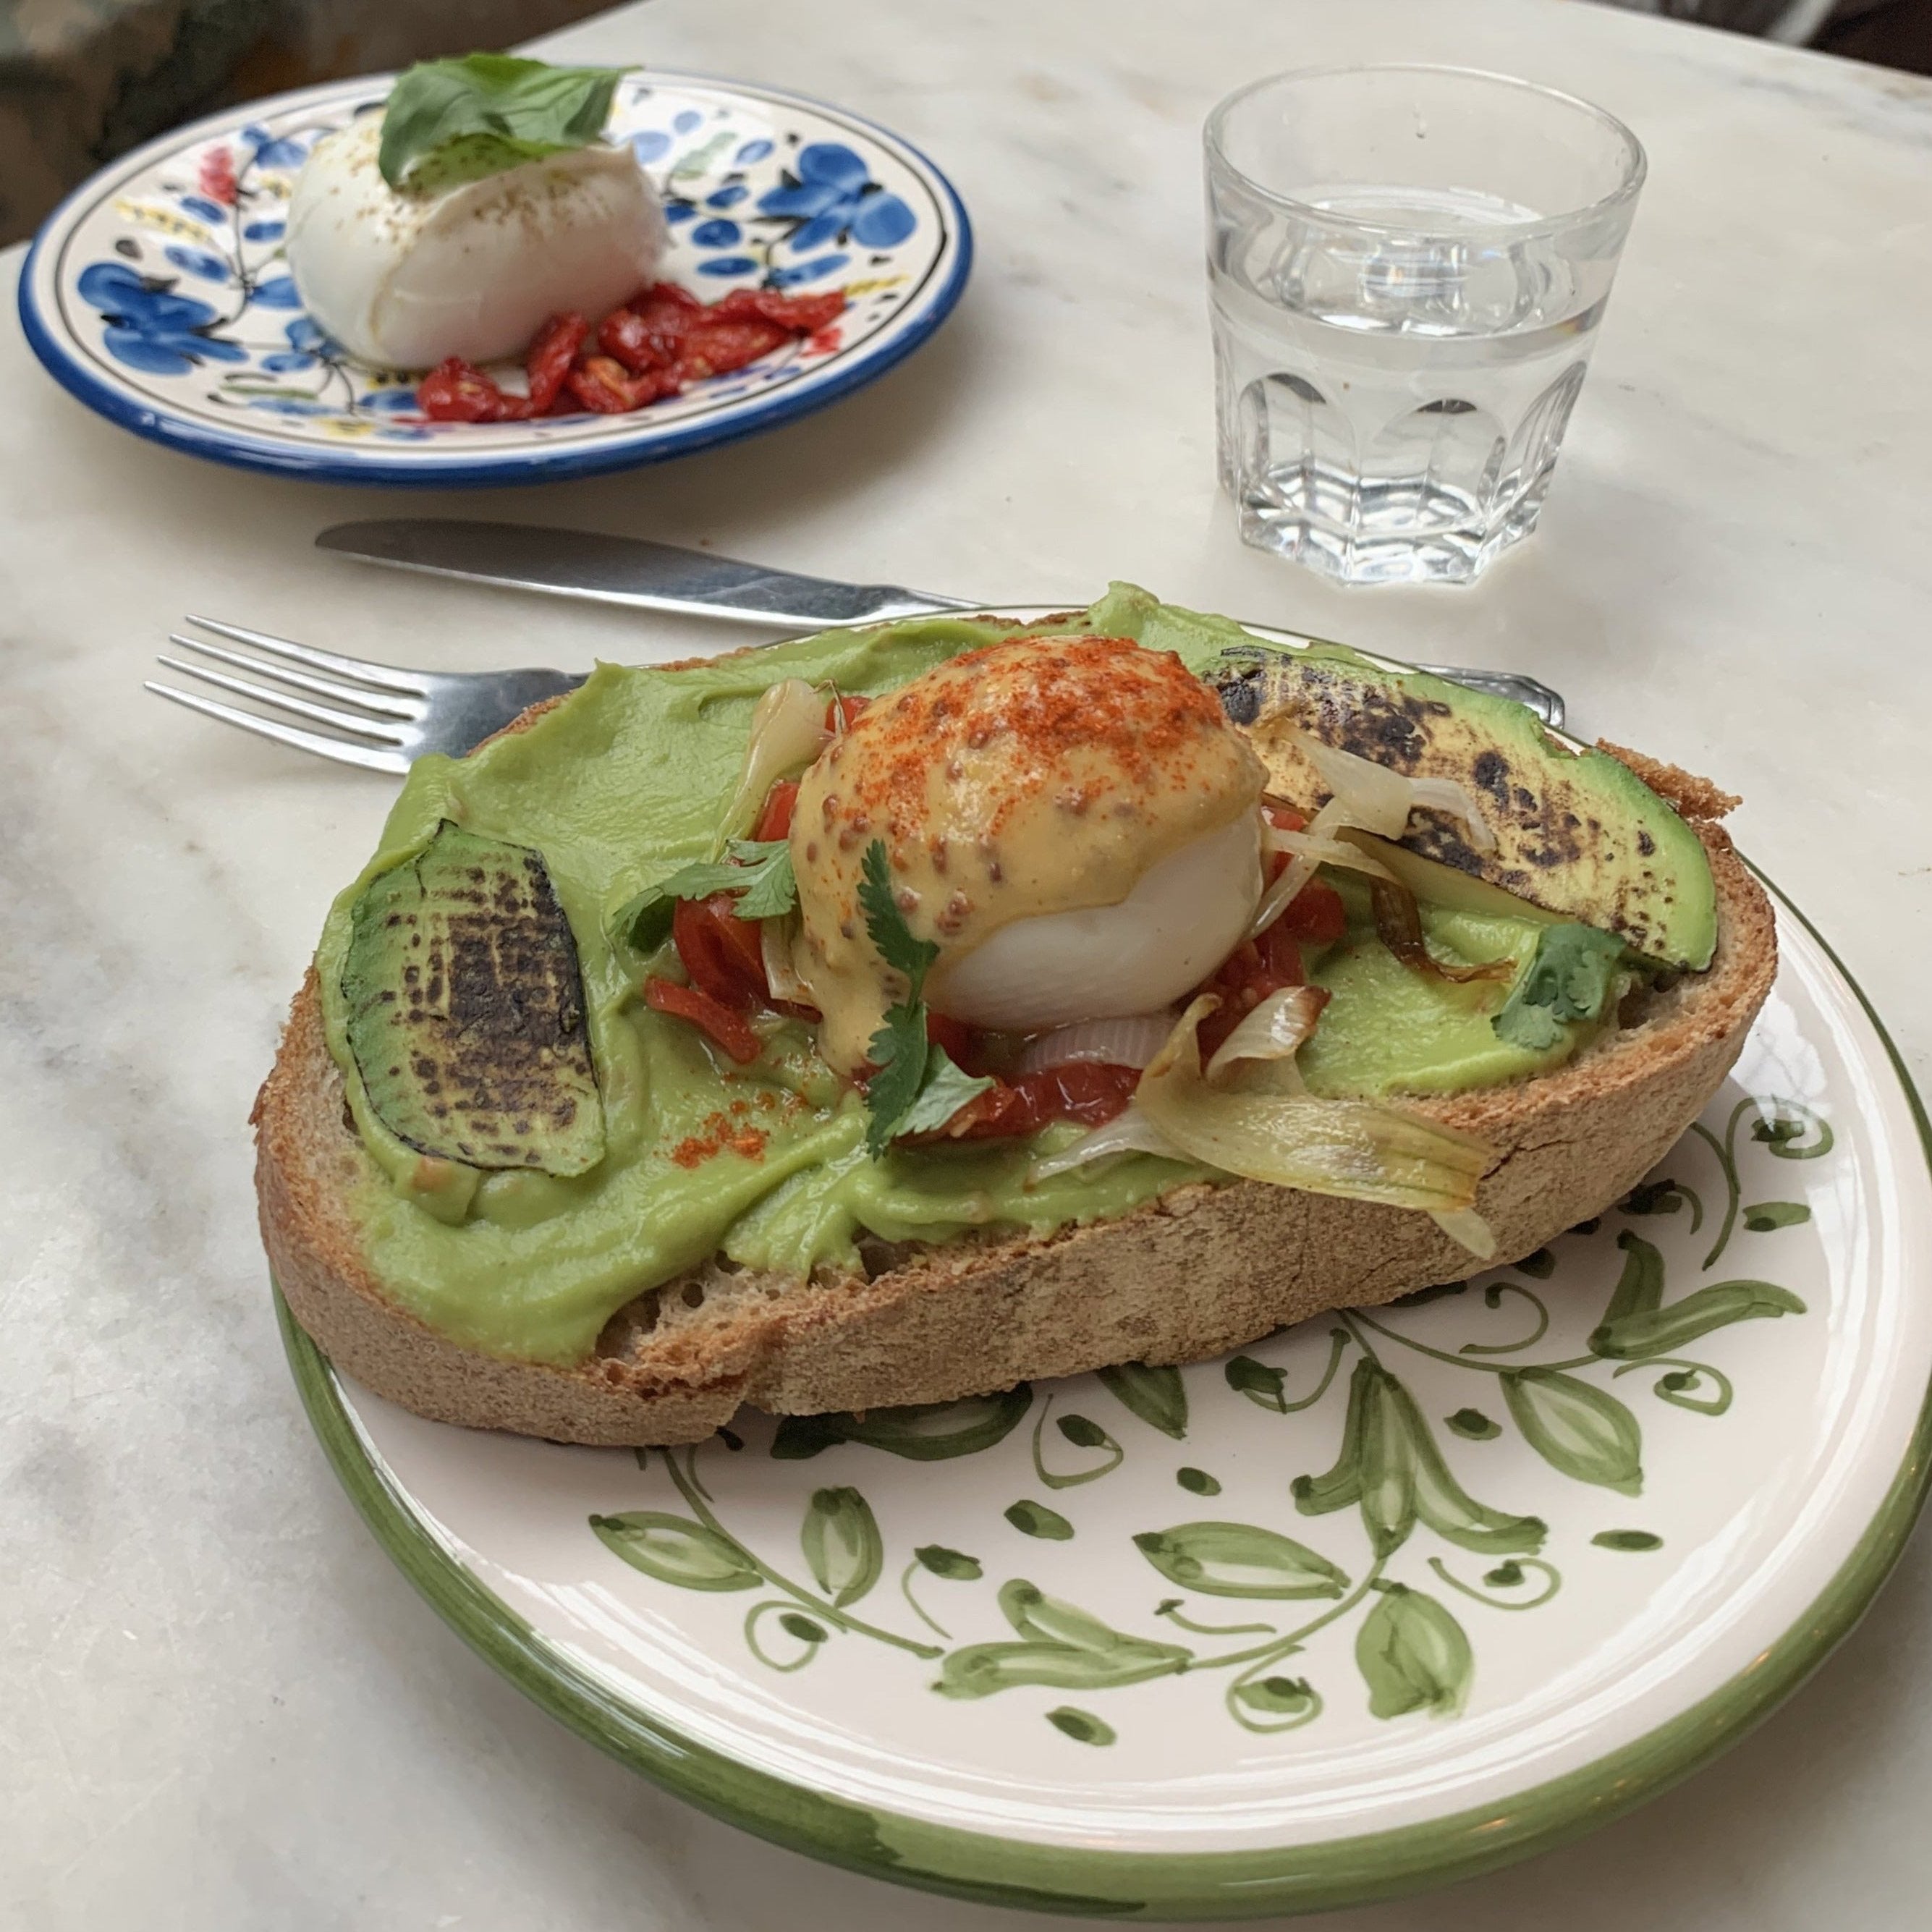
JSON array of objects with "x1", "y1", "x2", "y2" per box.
[{"x1": 256, "y1": 588, "x2": 1776, "y2": 1444}]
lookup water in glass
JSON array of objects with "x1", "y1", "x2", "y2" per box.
[{"x1": 1206, "y1": 69, "x2": 1644, "y2": 587}]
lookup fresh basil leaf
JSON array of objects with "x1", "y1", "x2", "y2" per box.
[
  {"x1": 379, "y1": 54, "x2": 630, "y2": 192},
  {"x1": 1493, "y1": 923, "x2": 1627, "y2": 1051},
  {"x1": 857, "y1": 839, "x2": 936, "y2": 991}
]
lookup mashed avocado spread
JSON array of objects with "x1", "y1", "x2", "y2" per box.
[{"x1": 316, "y1": 594, "x2": 1617, "y2": 1365}]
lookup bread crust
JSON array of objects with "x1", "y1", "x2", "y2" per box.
[{"x1": 258, "y1": 698, "x2": 1778, "y2": 1445}]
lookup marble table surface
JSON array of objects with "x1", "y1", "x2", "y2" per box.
[{"x1": 4, "y1": 0, "x2": 1929, "y2": 1925}]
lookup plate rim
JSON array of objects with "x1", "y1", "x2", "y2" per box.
[
  {"x1": 15, "y1": 68, "x2": 973, "y2": 488},
  {"x1": 277, "y1": 873, "x2": 1932, "y2": 1920}
]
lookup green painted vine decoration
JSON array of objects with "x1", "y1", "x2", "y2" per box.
[{"x1": 588, "y1": 1093, "x2": 1823, "y2": 1743}]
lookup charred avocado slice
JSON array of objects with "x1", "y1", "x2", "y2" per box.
[
  {"x1": 342, "y1": 821, "x2": 606, "y2": 1175},
  {"x1": 1194, "y1": 636, "x2": 1716, "y2": 971}
]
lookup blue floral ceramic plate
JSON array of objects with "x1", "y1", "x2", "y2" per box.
[{"x1": 16, "y1": 72, "x2": 970, "y2": 486}]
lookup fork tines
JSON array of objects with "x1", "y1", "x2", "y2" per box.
[{"x1": 146, "y1": 616, "x2": 424, "y2": 774}]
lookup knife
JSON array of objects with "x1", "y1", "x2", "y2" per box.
[
  {"x1": 315, "y1": 518, "x2": 975, "y2": 627},
  {"x1": 315, "y1": 517, "x2": 1567, "y2": 727}
]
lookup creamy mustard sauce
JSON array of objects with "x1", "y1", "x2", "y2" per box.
[{"x1": 789, "y1": 635, "x2": 1268, "y2": 1071}]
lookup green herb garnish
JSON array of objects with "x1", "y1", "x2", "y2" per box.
[
  {"x1": 857, "y1": 839, "x2": 992, "y2": 1154},
  {"x1": 1492, "y1": 923, "x2": 1629, "y2": 1051},
  {"x1": 615, "y1": 840, "x2": 796, "y2": 953},
  {"x1": 378, "y1": 54, "x2": 632, "y2": 193}
]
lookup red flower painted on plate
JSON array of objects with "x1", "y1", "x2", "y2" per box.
[{"x1": 198, "y1": 147, "x2": 239, "y2": 206}]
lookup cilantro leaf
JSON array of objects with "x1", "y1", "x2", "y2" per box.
[
  {"x1": 897, "y1": 1045, "x2": 996, "y2": 1138},
  {"x1": 863, "y1": 1002, "x2": 929, "y2": 1156},
  {"x1": 721, "y1": 840, "x2": 797, "y2": 919},
  {"x1": 857, "y1": 839, "x2": 936, "y2": 993},
  {"x1": 1493, "y1": 923, "x2": 1628, "y2": 1051},
  {"x1": 615, "y1": 894, "x2": 677, "y2": 957},
  {"x1": 613, "y1": 840, "x2": 796, "y2": 952},
  {"x1": 854, "y1": 842, "x2": 992, "y2": 1152}
]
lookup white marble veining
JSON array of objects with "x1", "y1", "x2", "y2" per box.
[{"x1": 1, "y1": 0, "x2": 1928, "y2": 1925}]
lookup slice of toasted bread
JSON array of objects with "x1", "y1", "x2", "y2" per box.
[{"x1": 258, "y1": 676, "x2": 1777, "y2": 1446}]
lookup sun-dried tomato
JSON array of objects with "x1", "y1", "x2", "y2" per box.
[
  {"x1": 630, "y1": 280, "x2": 703, "y2": 318},
  {"x1": 626, "y1": 283, "x2": 707, "y2": 365},
  {"x1": 417, "y1": 357, "x2": 517, "y2": 423},
  {"x1": 643, "y1": 978, "x2": 761, "y2": 1065},
  {"x1": 524, "y1": 312, "x2": 589, "y2": 412},
  {"x1": 711, "y1": 288, "x2": 846, "y2": 333},
  {"x1": 596, "y1": 307, "x2": 664, "y2": 373},
  {"x1": 565, "y1": 355, "x2": 661, "y2": 414},
  {"x1": 416, "y1": 279, "x2": 841, "y2": 423},
  {"x1": 671, "y1": 318, "x2": 789, "y2": 382}
]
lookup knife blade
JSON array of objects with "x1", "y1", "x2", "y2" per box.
[
  {"x1": 315, "y1": 518, "x2": 1567, "y2": 729},
  {"x1": 315, "y1": 519, "x2": 976, "y2": 627}
]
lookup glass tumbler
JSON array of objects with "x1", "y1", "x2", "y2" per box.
[{"x1": 1205, "y1": 66, "x2": 1645, "y2": 586}]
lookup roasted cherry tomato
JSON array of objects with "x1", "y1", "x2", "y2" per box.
[
  {"x1": 523, "y1": 311, "x2": 590, "y2": 412},
  {"x1": 753, "y1": 779, "x2": 800, "y2": 842},
  {"x1": 672, "y1": 892, "x2": 768, "y2": 1009},
  {"x1": 923, "y1": 1009, "x2": 980, "y2": 1070},
  {"x1": 941, "y1": 1062, "x2": 1143, "y2": 1140},
  {"x1": 643, "y1": 978, "x2": 761, "y2": 1065},
  {"x1": 1195, "y1": 922, "x2": 1312, "y2": 1059},
  {"x1": 1273, "y1": 873, "x2": 1347, "y2": 945}
]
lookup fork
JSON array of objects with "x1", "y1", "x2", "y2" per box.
[
  {"x1": 147, "y1": 617, "x2": 1568, "y2": 774},
  {"x1": 148, "y1": 617, "x2": 583, "y2": 774}
]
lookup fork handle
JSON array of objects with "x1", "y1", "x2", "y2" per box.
[{"x1": 317, "y1": 520, "x2": 974, "y2": 627}]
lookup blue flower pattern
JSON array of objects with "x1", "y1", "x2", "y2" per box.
[
  {"x1": 260, "y1": 315, "x2": 333, "y2": 373},
  {"x1": 646, "y1": 129, "x2": 917, "y2": 287},
  {"x1": 75, "y1": 263, "x2": 246, "y2": 376},
  {"x1": 755, "y1": 143, "x2": 915, "y2": 251},
  {"x1": 70, "y1": 90, "x2": 934, "y2": 447}
]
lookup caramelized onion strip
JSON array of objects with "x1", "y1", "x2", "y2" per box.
[
  {"x1": 1136, "y1": 998, "x2": 1491, "y2": 1213},
  {"x1": 1369, "y1": 878, "x2": 1514, "y2": 985}
]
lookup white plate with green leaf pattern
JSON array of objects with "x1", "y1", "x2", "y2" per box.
[{"x1": 281, "y1": 882, "x2": 1932, "y2": 1920}]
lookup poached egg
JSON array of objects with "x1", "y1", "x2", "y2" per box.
[
  {"x1": 790, "y1": 635, "x2": 1269, "y2": 1072},
  {"x1": 284, "y1": 116, "x2": 669, "y2": 370}
]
